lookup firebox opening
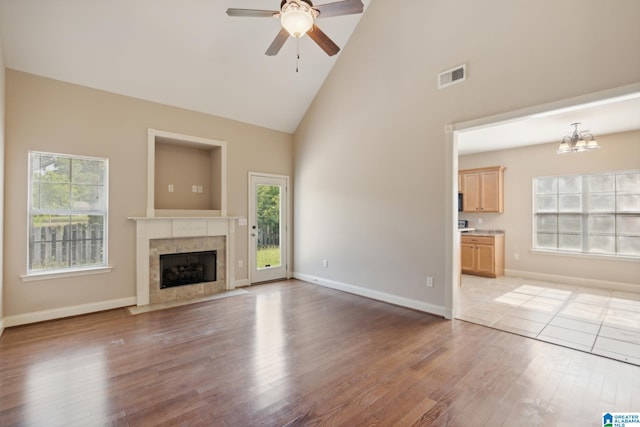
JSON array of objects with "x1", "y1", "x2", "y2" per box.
[{"x1": 160, "y1": 250, "x2": 217, "y2": 289}]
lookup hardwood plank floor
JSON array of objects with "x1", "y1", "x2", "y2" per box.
[{"x1": 1, "y1": 279, "x2": 637, "y2": 426}]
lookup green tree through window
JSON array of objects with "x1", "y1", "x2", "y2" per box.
[{"x1": 256, "y1": 184, "x2": 280, "y2": 268}]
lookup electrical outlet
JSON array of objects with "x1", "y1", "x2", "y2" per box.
[
  {"x1": 168, "y1": 184, "x2": 174, "y2": 193},
  {"x1": 238, "y1": 259, "x2": 243, "y2": 268},
  {"x1": 477, "y1": 217, "x2": 483, "y2": 224},
  {"x1": 426, "y1": 276, "x2": 433, "y2": 287},
  {"x1": 192, "y1": 185, "x2": 197, "y2": 193},
  {"x1": 514, "y1": 253, "x2": 519, "y2": 261},
  {"x1": 322, "y1": 259, "x2": 328, "y2": 268}
]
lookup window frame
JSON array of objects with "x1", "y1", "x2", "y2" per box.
[
  {"x1": 25, "y1": 151, "x2": 110, "y2": 279},
  {"x1": 532, "y1": 169, "x2": 640, "y2": 260}
]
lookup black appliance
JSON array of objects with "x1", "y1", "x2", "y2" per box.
[
  {"x1": 458, "y1": 219, "x2": 469, "y2": 229},
  {"x1": 458, "y1": 192, "x2": 463, "y2": 212}
]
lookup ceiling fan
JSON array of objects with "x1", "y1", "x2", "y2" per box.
[{"x1": 226, "y1": 0, "x2": 364, "y2": 57}]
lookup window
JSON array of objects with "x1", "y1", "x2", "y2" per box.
[
  {"x1": 28, "y1": 151, "x2": 108, "y2": 273},
  {"x1": 533, "y1": 170, "x2": 640, "y2": 258}
]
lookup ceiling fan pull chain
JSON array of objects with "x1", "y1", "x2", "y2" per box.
[{"x1": 296, "y1": 37, "x2": 300, "y2": 73}]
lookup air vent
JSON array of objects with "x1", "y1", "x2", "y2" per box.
[{"x1": 438, "y1": 64, "x2": 466, "y2": 89}]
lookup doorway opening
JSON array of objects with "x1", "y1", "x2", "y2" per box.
[{"x1": 447, "y1": 84, "x2": 640, "y2": 320}]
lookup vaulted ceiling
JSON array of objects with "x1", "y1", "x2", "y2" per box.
[
  {"x1": 1, "y1": 0, "x2": 638, "y2": 149},
  {"x1": 0, "y1": 0, "x2": 371, "y2": 133}
]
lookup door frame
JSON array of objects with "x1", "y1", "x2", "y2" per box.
[
  {"x1": 446, "y1": 82, "x2": 640, "y2": 320},
  {"x1": 248, "y1": 172, "x2": 291, "y2": 284}
]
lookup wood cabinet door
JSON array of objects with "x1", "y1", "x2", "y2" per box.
[
  {"x1": 475, "y1": 243, "x2": 496, "y2": 275},
  {"x1": 462, "y1": 172, "x2": 480, "y2": 212},
  {"x1": 479, "y1": 170, "x2": 500, "y2": 212},
  {"x1": 460, "y1": 242, "x2": 476, "y2": 272}
]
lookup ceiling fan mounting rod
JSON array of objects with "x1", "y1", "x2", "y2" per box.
[{"x1": 281, "y1": 0, "x2": 314, "y2": 7}]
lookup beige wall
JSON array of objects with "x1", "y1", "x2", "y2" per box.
[
  {"x1": 4, "y1": 70, "x2": 293, "y2": 318},
  {"x1": 154, "y1": 143, "x2": 217, "y2": 211},
  {"x1": 459, "y1": 131, "x2": 640, "y2": 287},
  {"x1": 293, "y1": 0, "x2": 640, "y2": 312}
]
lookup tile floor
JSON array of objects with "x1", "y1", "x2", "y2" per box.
[{"x1": 457, "y1": 275, "x2": 640, "y2": 365}]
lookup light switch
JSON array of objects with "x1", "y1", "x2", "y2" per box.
[{"x1": 168, "y1": 184, "x2": 174, "y2": 193}]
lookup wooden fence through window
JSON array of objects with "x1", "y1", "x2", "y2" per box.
[
  {"x1": 257, "y1": 226, "x2": 279, "y2": 248},
  {"x1": 30, "y1": 223, "x2": 104, "y2": 269}
]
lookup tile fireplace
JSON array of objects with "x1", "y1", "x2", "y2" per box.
[{"x1": 129, "y1": 216, "x2": 237, "y2": 306}]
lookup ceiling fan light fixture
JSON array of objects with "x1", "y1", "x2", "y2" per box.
[
  {"x1": 227, "y1": 0, "x2": 363, "y2": 57},
  {"x1": 281, "y1": 0, "x2": 315, "y2": 38}
]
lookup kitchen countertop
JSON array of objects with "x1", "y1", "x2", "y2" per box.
[
  {"x1": 457, "y1": 227, "x2": 475, "y2": 233},
  {"x1": 460, "y1": 229, "x2": 505, "y2": 236}
]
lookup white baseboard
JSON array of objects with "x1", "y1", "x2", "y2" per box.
[
  {"x1": 3, "y1": 297, "x2": 137, "y2": 328},
  {"x1": 233, "y1": 278, "x2": 250, "y2": 288},
  {"x1": 505, "y1": 269, "x2": 640, "y2": 293},
  {"x1": 293, "y1": 272, "x2": 446, "y2": 317}
]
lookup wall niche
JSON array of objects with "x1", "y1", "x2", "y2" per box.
[{"x1": 147, "y1": 129, "x2": 227, "y2": 217}]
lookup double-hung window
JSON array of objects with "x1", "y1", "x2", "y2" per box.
[
  {"x1": 533, "y1": 170, "x2": 640, "y2": 258},
  {"x1": 28, "y1": 151, "x2": 108, "y2": 274}
]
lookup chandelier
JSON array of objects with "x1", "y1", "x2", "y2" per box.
[{"x1": 557, "y1": 122, "x2": 600, "y2": 154}]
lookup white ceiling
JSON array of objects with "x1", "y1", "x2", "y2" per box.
[
  {"x1": 457, "y1": 94, "x2": 640, "y2": 155},
  {"x1": 0, "y1": 0, "x2": 371, "y2": 134},
  {"x1": 1, "y1": 0, "x2": 639, "y2": 146}
]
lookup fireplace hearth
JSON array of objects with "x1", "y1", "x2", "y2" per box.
[{"x1": 160, "y1": 250, "x2": 216, "y2": 289}]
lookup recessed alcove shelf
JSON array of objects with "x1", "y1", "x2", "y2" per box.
[{"x1": 147, "y1": 128, "x2": 227, "y2": 217}]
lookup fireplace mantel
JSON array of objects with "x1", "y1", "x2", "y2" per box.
[{"x1": 129, "y1": 216, "x2": 238, "y2": 306}]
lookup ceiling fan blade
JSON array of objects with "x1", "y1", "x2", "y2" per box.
[
  {"x1": 314, "y1": 0, "x2": 364, "y2": 18},
  {"x1": 226, "y1": 8, "x2": 279, "y2": 18},
  {"x1": 265, "y1": 28, "x2": 290, "y2": 56},
  {"x1": 307, "y1": 24, "x2": 340, "y2": 56}
]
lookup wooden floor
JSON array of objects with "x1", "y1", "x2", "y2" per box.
[{"x1": 1, "y1": 280, "x2": 638, "y2": 426}]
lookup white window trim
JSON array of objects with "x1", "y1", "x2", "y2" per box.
[
  {"x1": 21, "y1": 266, "x2": 114, "y2": 282},
  {"x1": 530, "y1": 248, "x2": 639, "y2": 262},
  {"x1": 26, "y1": 151, "x2": 110, "y2": 277}
]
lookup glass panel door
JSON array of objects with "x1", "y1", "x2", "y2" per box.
[{"x1": 249, "y1": 173, "x2": 288, "y2": 283}]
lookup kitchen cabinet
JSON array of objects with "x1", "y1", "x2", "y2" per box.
[
  {"x1": 459, "y1": 166, "x2": 506, "y2": 213},
  {"x1": 461, "y1": 234, "x2": 504, "y2": 278}
]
